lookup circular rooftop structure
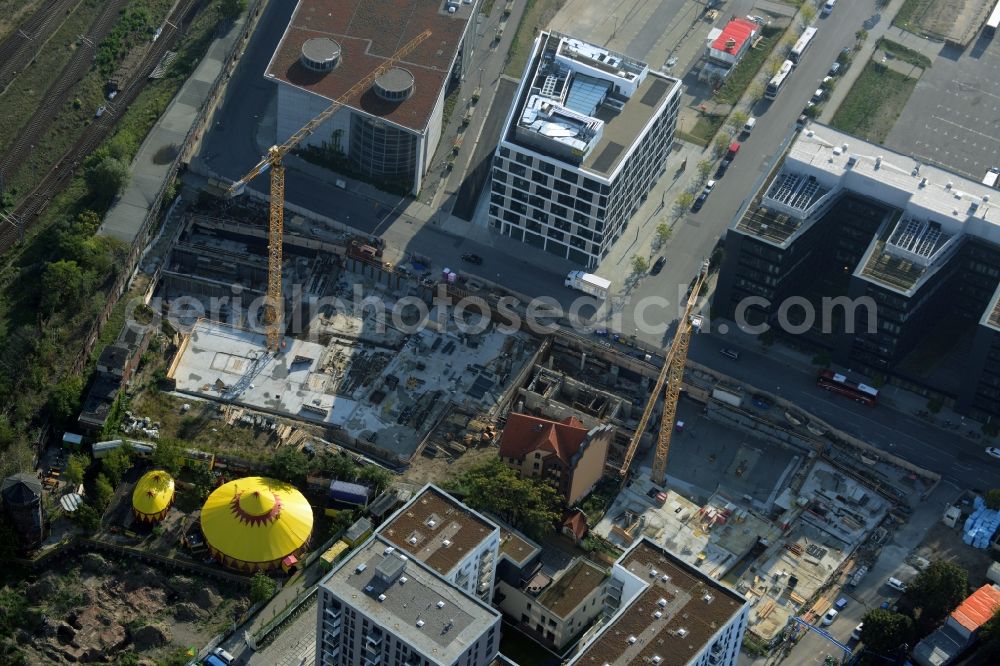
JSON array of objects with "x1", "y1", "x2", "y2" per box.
[
  {"x1": 201, "y1": 477, "x2": 313, "y2": 572},
  {"x1": 131, "y1": 470, "x2": 175, "y2": 523},
  {"x1": 374, "y1": 67, "x2": 414, "y2": 102},
  {"x1": 300, "y1": 37, "x2": 341, "y2": 72}
]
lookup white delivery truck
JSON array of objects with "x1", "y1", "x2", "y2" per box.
[{"x1": 565, "y1": 271, "x2": 611, "y2": 299}]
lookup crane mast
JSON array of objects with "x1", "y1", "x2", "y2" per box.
[
  {"x1": 618, "y1": 260, "x2": 709, "y2": 485},
  {"x1": 228, "y1": 30, "x2": 432, "y2": 351}
]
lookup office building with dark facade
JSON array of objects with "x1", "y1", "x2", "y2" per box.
[
  {"x1": 488, "y1": 32, "x2": 681, "y2": 268},
  {"x1": 715, "y1": 123, "x2": 1000, "y2": 421}
]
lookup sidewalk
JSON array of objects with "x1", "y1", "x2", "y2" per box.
[{"x1": 819, "y1": 0, "x2": 908, "y2": 123}]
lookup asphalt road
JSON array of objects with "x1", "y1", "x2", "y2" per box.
[{"x1": 688, "y1": 332, "x2": 1000, "y2": 489}]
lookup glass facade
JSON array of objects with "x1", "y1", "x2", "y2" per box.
[{"x1": 349, "y1": 115, "x2": 418, "y2": 183}]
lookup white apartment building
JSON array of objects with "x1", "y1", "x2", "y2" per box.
[
  {"x1": 377, "y1": 485, "x2": 500, "y2": 603},
  {"x1": 569, "y1": 538, "x2": 750, "y2": 666},
  {"x1": 488, "y1": 31, "x2": 682, "y2": 268},
  {"x1": 317, "y1": 535, "x2": 501, "y2": 666}
]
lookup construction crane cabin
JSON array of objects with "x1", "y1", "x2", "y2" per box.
[
  {"x1": 226, "y1": 30, "x2": 432, "y2": 353},
  {"x1": 618, "y1": 259, "x2": 710, "y2": 487}
]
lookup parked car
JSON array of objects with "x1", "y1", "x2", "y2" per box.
[
  {"x1": 829, "y1": 61, "x2": 841, "y2": 76},
  {"x1": 212, "y1": 648, "x2": 235, "y2": 665},
  {"x1": 461, "y1": 253, "x2": 483, "y2": 265},
  {"x1": 821, "y1": 609, "x2": 838, "y2": 626},
  {"x1": 811, "y1": 88, "x2": 825, "y2": 103},
  {"x1": 851, "y1": 622, "x2": 864, "y2": 641},
  {"x1": 886, "y1": 577, "x2": 907, "y2": 592},
  {"x1": 692, "y1": 192, "x2": 708, "y2": 211},
  {"x1": 651, "y1": 256, "x2": 666, "y2": 275},
  {"x1": 726, "y1": 141, "x2": 741, "y2": 159},
  {"x1": 95, "y1": 106, "x2": 106, "y2": 118},
  {"x1": 986, "y1": 447, "x2": 1000, "y2": 459},
  {"x1": 741, "y1": 117, "x2": 756, "y2": 136},
  {"x1": 715, "y1": 159, "x2": 731, "y2": 178},
  {"x1": 703, "y1": 179, "x2": 717, "y2": 193}
]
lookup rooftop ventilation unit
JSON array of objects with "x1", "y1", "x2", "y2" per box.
[
  {"x1": 984, "y1": 195, "x2": 991, "y2": 203},
  {"x1": 661, "y1": 574, "x2": 670, "y2": 582},
  {"x1": 627, "y1": 636, "x2": 637, "y2": 645},
  {"x1": 378, "y1": 594, "x2": 387, "y2": 602},
  {"x1": 920, "y1": 177, "x2": 928, "y2": 188},
  {"x1": 703, "y1": 593, "x2": 714, "y2": 603},
  {"x1": 443, "y1": 539, "x2": 452, "y2": 547},
  {"x1": 653, "y1": 611, "x2": 663, "y2": 619},
  {"x1": 946, "y1": 181, "x2": 953, "y2": 190},
  {"x1": 658, "y1": 598, "x2": 668, "y2": 607},
  {"x1": 436, "y1": 601, "x2": 445, "y2": 609},
  {"x1": 408, "y1": 536, "x2": 418, "y2": 545},
  {"x1": 416, "y1": 619, "x2": 425, "y2": 628},
  {"x1": 399, "y1": 576, "x2": 408, "y2": 584},
  {"x1": 356, "y1": 563, "x2": 367, "y2": 574},
  {"x1": 847, "y1": 155, "x2": 859, "y2": 167},
  {"x1": 649, "y1": 569, "x2": 658, "y2": 577},
  {"x1": 384, "y1": 546, "x2": 395, "y2": 555},
  {"x1": 841, "y1": 143, "x2": 849, "y2": 151},
  {"x1": 676, "y1": 628, "x2": 689, "y2": 638},
  {"x1": 652, "y1": 657, "x2": 662, "y2": 665},
  {"x1": 875, "y1": 156, "x2": 882, "y2": 169},
  {"x1": 427, "y1": 519, "x2": 437, "y2": 528}
]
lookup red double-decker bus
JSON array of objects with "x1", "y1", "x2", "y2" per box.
[{"x1": 816, "y1": 370, "x2": 878, "y2": 406}]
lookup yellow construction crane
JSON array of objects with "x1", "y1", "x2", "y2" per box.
[
  {"x1": 619, "y1": 259, "x2": 710, "y2": 486},
  {"x1": 229, "y1": 30, "x2": 432, "y2": 351}
]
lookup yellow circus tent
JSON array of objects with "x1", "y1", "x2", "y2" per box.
[
  {"x1": 200, "y1": 477, "x2": 313, "y2": 572},
  {"x1": 131, "y1": 470, "x2": 175, "y2": 523}
]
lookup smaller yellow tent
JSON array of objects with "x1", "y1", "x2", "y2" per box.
[{"x1": 132, "y1": 470, "x2": 175, "y2": 523}]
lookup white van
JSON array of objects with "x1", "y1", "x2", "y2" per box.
[
  {"x1": 742, "y1": 117, "x2": 756, "y2": 136},
  {"x1": 821, "y1": 0, "x2": 836, "y2": 16}
]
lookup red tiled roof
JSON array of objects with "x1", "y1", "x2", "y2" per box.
[
  {"x1": 266, "y1": 0, "x2": 473, "y2": 132},
  {"x1": 951, "y1": 584, "x2": 1000, "y2": 632},
  {"x1": 563, "y1": 510, "x2": 588, "y2": 540},
  {"x1": 499, "y1": 413, "x2": 589, "y2": 465},
  {"x1": 710, "y1": 18, "x2": 757, "y2": 54}
]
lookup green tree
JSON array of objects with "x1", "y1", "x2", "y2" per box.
[
  {"x1": 84, "y1": 156, "x2": 130, "y2": 209},
  {"x1": 978, "y1": 607, "x2": 1000, "y2": 660},
  {"x1": 64, "y1": 454, "x2": 89, "y2": 487},
  {"x1": 40, "y1": 259, "x2": 89, "y2": 313},
  {"x1": 696, "y1": 159, "x2": 714, "y2": 182},
  {"x1": 101, "y1": 445, "x2": 133, "y2": 486},
  {"x1": 985, "y1": 488, "x2": 1000, "y2": 511},
  {"x1": 312, "y1": 451, "x2": 358, "y2": 480},
  {"x1": 268, "y1": 447, "x2": 311, "y2": 485},
  {"x1": 94, "y1": 473, "x2": 115, "y2": 510},
  {"x1": 631, "y1": 255, "x2": 649, "y2": 275},
  {"x1": 189, "y1": 465, "x2": 215, "y2": 500},
  {"x1": 357, "y1": 465, "x2": 393, "y2": 495},
  {"x1": 72, "y1": 503, "x2": 101, "y2": 531},
  {"x1": 909, "y1": 560, "x2": 968, "y2": 622},
  {"x1": 449, "y1": 458, "x2": 561, "y2": 540},
  {"x1": 151, "y1": 438, "x2": 183, "y2": 476},
  {"x1": 675, "y1": 191, "x2": 695, "y2": 216},
  {"x1": 713, "y1": 133, "x2": 732, "y2": 158},
  {"x1": 219, "y1": 0, "x2": 247, "y2": 19},
  {"x1": 860, "y1": 609, "x2": 915, "y2": 656},
  {"x1": 748, "y1": 82, "x2": 765, "y2": 103},
  {"x1": 249, "y1": 571, "x2": 277, "y2": 604},
  {"x1": 727, "y1": 111, "x2": 749, "y2": 133},
  {"x1": 655, "y1": 222, "x2": 672, "y2": 246},
  {"x1": 801, "y1": 4, "x2": 816, "y2": 24},
  {"x1": 106, "y1": 131, "x2": 138, "y2": 163},
  {"x1": 49, "y1": 375, "x2": 84, "y2": 426},
  {"x1": 0, "y1": 587, "x2": 27, "y2": 638}
]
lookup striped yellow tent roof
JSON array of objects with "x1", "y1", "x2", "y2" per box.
[
  {"x1": 200, "y1": 477, "x2": 313, "y2": 567},
  {"x1": 132, "y1": 470, "x2": 175, "y2": 518}
]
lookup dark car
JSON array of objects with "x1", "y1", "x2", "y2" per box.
[
  {"x1": 692, "y1": 192, "x2": 708, "y2": 211},
  {"x1": 829, "y1": 61, "x2": 841, "y2": 76},
  {"x1": 651, "y1": 256, "x2": 666, "y2": 275},
  {"x1": 715, "y1": 159, "x2": 730, "y2": 178},
  {"x1": 461, "y1": 253, "x2": 483, "y2": 265}
]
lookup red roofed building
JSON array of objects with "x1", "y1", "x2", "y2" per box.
[
  {"x1": 701, "y1": 18, "x2": 758, "y2": 83},
  {"x1": 913, "y1": 584, "x2": 1000, "y2": 666},
  {"x1": 265, "y1": 0, "x2": 478, "y2": 194},
  {"x1": 499, "y1": 413, "x2": 612, "y2": 505}
]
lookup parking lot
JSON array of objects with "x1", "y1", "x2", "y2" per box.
[{"x1": 885, "y1": 37, "x2": 1000, "y2": 179}]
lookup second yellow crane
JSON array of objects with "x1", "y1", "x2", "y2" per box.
[
  {"x1": 618, "y1": 259, "x2": 710, "y2": 486},
  {"x1": 228, "y1": 30, "x2": 432, "y2": 351}
]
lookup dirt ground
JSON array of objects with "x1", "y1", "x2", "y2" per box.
[
  {"x1": 913, "y1": 521, "x2": 997, "y2": 588},
  {"x1": 401, "y1": 445, "x2": 498, "y2": 486},
  {"x1": 8, "y1": 553, "x2": 249, "y2": 665},
  {"x1": 908, "y1": 0, "x2": 992, "y2": 44}
]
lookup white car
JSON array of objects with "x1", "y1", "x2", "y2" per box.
[
  {"x1": 852, "y1": 622, "x2": 864, "y2": 641},
  {"x1": 212, "y1": 648, "x2": 235, "y2": 665},
  {"x1": 821, "y1": 609, "x2": 838, "y2": 626},
  {"x1": 887, "y1": 577, "x2": 907, "y2": 592},
  {"x1": 704, "y1": 179, "x2": 717, "y2": 193},
  {"x1": 987, "y1": 447, "x2": 1000, "y2": 459}
]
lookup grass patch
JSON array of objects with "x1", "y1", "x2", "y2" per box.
[
  {"x1": 0, "y1": 0, "x2": 46, "y2": 44},
  {"x1": 893, "y1": 0, "x2": 934, "y2": 33},
  {"x1": 682, "y1": 113, "x2": 727, "y2": 146},
  {"x1": 878, "y1": 38, "x2": 932, "y2": 69},
  {"x1": 830, "y1": 60, "x2": 916, "y2": 143},
  {"x1": 481, "y1": 0, "x2": 496, "y2": 17},
  {"x1": 503, "y1": 0, "x2": 566, "y2": 78},
  {"x1": 714, "y1": 25, "x2": 786, "y2": 105}
]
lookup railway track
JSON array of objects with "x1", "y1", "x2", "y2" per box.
[
  {"x1": 0, "y1": 0, "x2": 203, "y2": 251},
  {"x1": 0, "y1": 0, "x2": 129, "y2": 183},
  {"x1": 0, "y1": 0, "x2": 83, "y2": 95}
]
